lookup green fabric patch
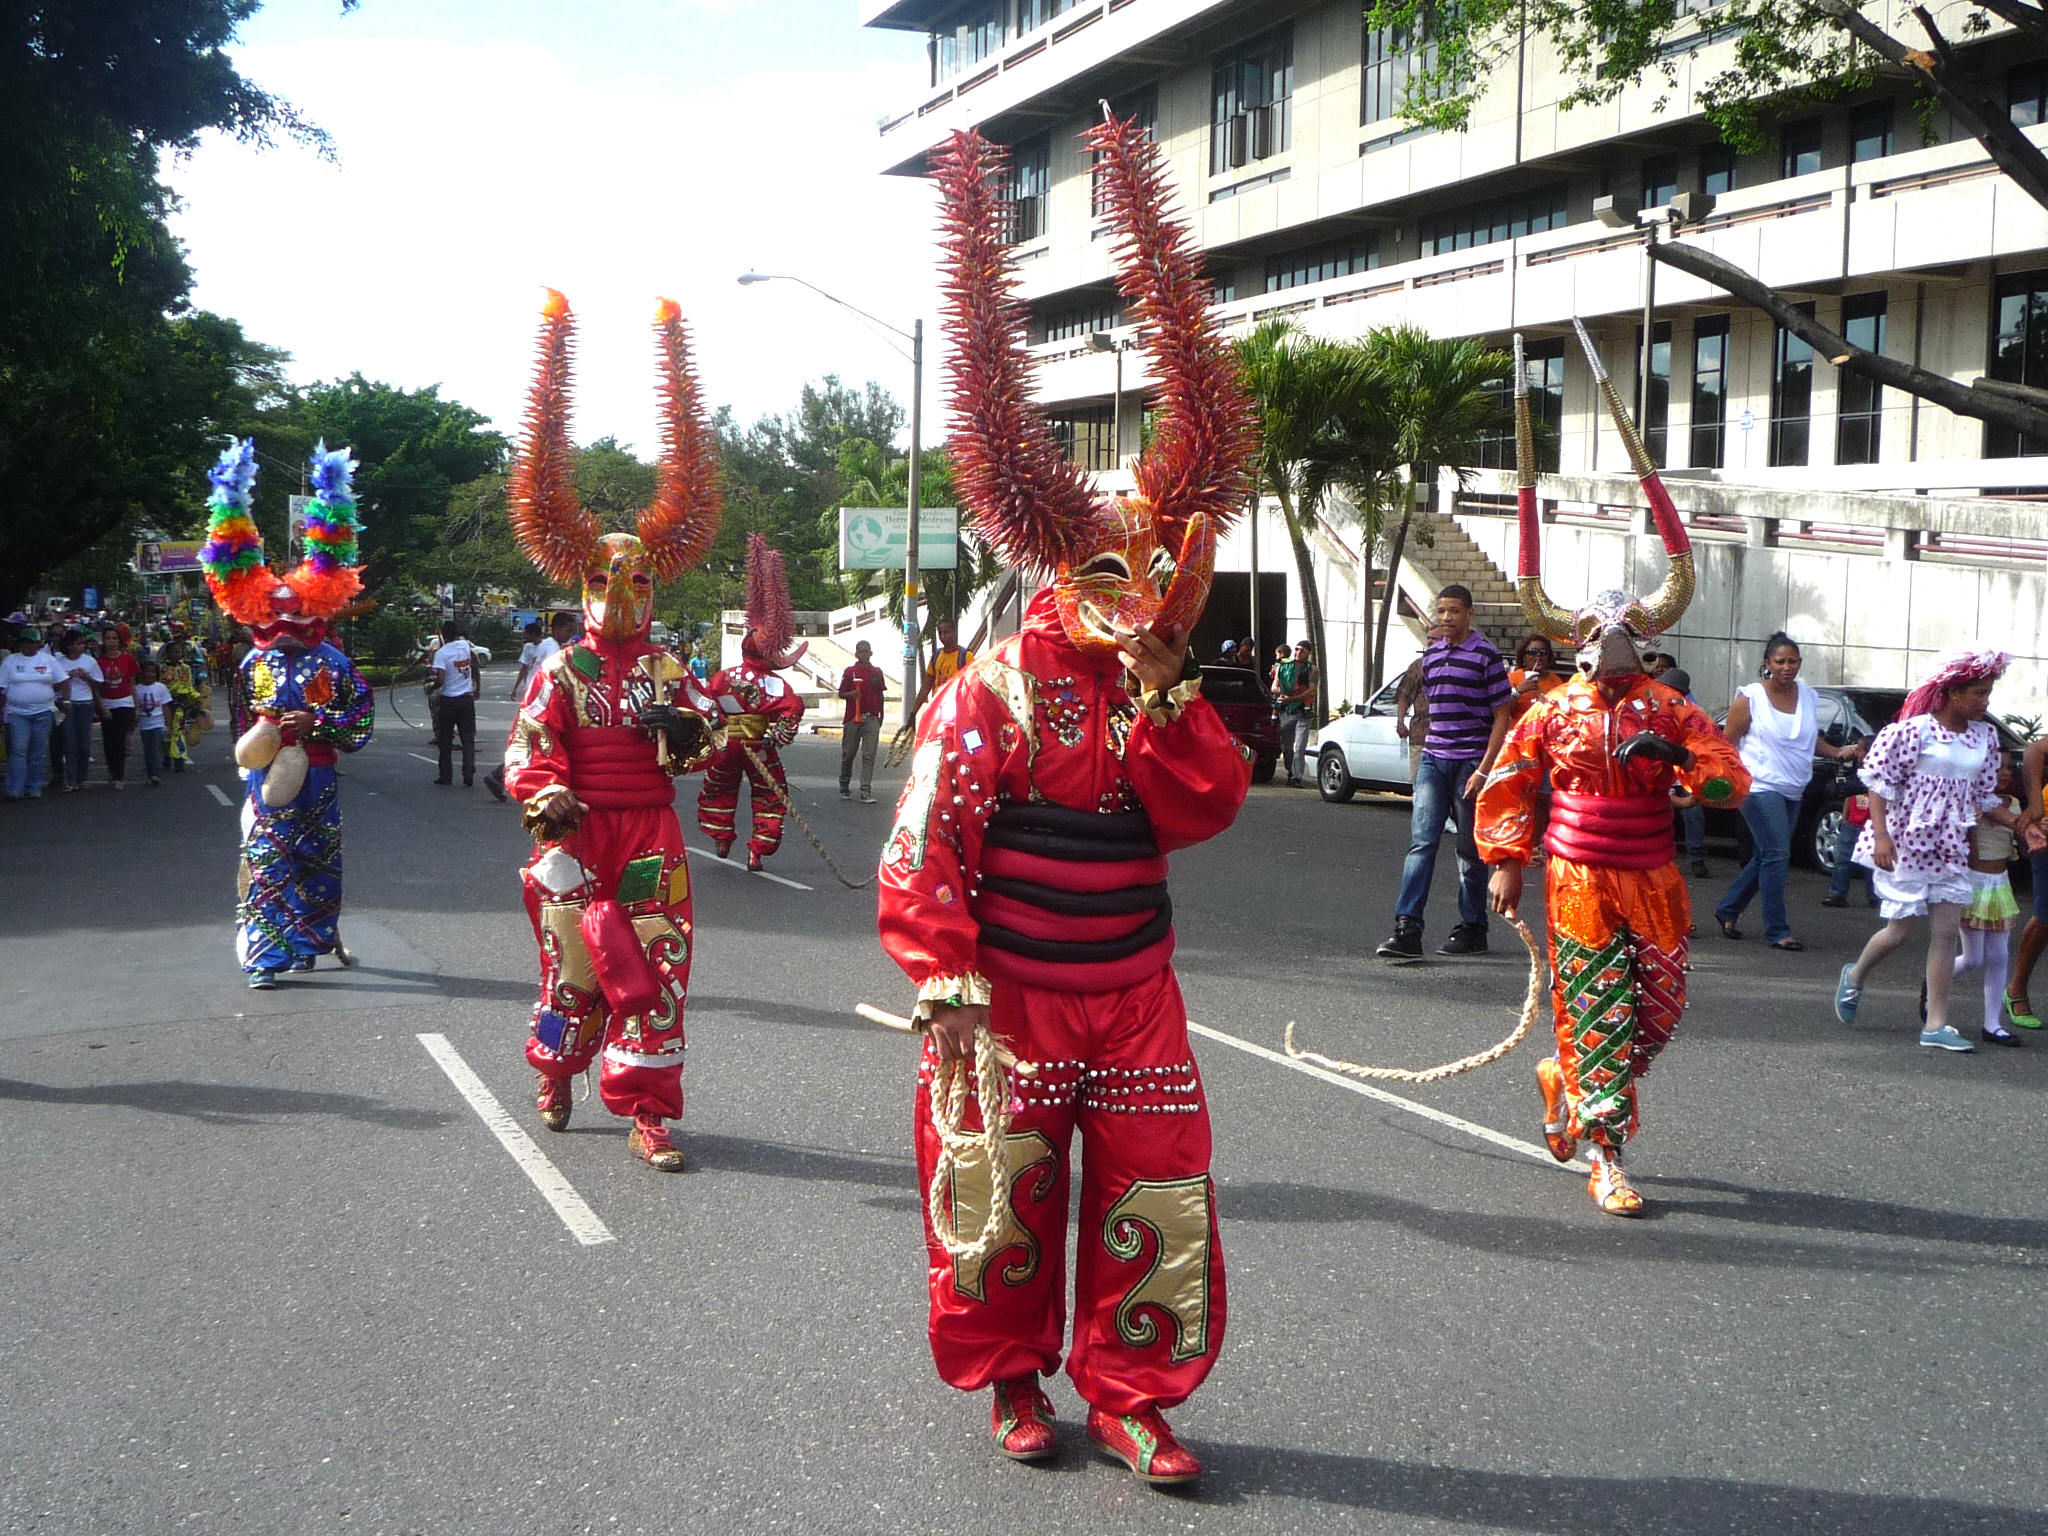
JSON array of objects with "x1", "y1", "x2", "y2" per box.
[
  {"x1": 569, "y1": 646, "x2": 602, "y2": 680},
  {"x1": 1699, "y1": 776, "x2": 1736, "y2": 803},
  {"x1": 615, "y1": 854, "x2": 664, "y2": 905}
]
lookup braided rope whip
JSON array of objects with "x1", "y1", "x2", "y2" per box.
[
  {"x1": 1284, "y1": 915, "x2": 1546, "y2": 1084},
  {"x1": 924, "y1": 1024, "x2": 1016, "y2": 1265},
  {"x1": 737, "y1": 741, "x2": 876, "y2": 890},
  {"x1": 885, "y1": 723, "x2": 915, "y2": 769}
]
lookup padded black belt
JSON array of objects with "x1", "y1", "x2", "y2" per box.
[
  {"x1": 978, "y1": 901, "x2": 1174, "y2": 963},
  {"x1": 983, "y1": 802, "x2": 1160, "y2": 863}
]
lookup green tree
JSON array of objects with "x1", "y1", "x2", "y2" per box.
[{"x1": 1370, "y1": 0, "x2": 2048, "y2": 443}]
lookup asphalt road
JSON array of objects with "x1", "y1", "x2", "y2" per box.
[{"x1": 2, "y1": 688, "x2": 2044, "y2": 1535}]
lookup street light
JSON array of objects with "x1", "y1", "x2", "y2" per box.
[
  {"x1": 738, "y1": 271, "x2": 924, "y2": 732},
  {"x1": 1592, "y1": 191, "x2": 1715, "y2": 456},
  {"x1": 1085, "y1": 329, "x2": 1137, "y2": 468}
]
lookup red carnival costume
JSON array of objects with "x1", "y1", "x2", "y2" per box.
[
  {"x1": 1475, "y1": 325, "x2": 1749, "y2": 1216},
  {"x1": 697, "y1": 533, "x2": 807, "y2": 872},
  {"x1": 877, "y1": 117, "x2": 1256, "y2": 1482},
  {"x1": 502, "y1": 291, "x2": 724, "y2": 1172}
]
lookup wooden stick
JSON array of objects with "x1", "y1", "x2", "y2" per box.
[{"x1": 855, "y1": 1002, "x2": 917, "y2": 1033}]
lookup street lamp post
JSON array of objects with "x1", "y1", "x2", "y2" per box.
[
  {"x1": 739, "y1": 272, "x2": 924, "y2": 732},
  {"x1": 1592, "y1": 191, "x2": 1714, "y2": 456}
]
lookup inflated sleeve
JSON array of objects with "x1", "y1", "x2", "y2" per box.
[
  {"x1": 1122, "y1": 692, "x2": 1252, "y2": 853},
  {"x1": 1857, "y1": 719, "x2": 1920, "y2": 805},
  {"x1": 502, "y1": 654, "x2": 576, "y2": 805},
  {"x1": 1475, "y1": 706, "x2": 1548, "y2": 864},
  {"x1": 1672, "y1": 698, "x2": 1749, "y2": 808}
]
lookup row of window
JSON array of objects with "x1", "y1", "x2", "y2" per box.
[{"x1": 928, "y1": 0, "x2": 1085, "y2": 86}]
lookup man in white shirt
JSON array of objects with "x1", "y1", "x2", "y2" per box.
[
  {"x1": 485, "y1": 612, "x2": 573, "y2": 801},
  {"x1": 0, "y1": 627, "x2": 62, "y2": 799},
  {"x1": 508, "y1": 620, "x2": 543, "y2": 700},
  {"x1": 428, "y1": 620, "x2": 480, "y2": 786}
]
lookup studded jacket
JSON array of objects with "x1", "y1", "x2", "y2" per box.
[{"x1": 877, "y1": 588, "x2": 1251, "y2": 1015}]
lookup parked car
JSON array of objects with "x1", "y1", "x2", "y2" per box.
[
  {"x1": 1308, "y1": 678, "x2": 1413, "y2": 801},
  {"x1": 1704, "y1": 686, "x2": 2026, "y2": 871},
  {"x1": 1200, "y1": 665, "x2": 1281, "y2": 783}
]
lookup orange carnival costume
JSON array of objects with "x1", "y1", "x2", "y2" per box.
[
  {"x1": 876, "y1": 117, "x2": 1256, "y2": 1485},
  {"x1": 697, "y1": 534, "x2": 807, "y2": 872},
  {"x1": 1475, "y1": 326, "x2": 1749, "y2": 1217},
  {"x1": 502, "y1": 291, "x2": 725, "y2": 1172}
]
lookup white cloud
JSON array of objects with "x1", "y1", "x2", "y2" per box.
[{"x1": 166, "y1": 35, "x2": 940, "y2": 454}]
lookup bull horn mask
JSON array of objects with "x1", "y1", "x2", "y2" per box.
[
  {"x1": 1514, "y1": 320, "x2": 1695, "y2": 679},
  {"x1": 509, "y1": 290, "x2": 721, "y2": 642},
  {"x1": 932, "y1": 112, "x2": 1255, "y2": 656}
]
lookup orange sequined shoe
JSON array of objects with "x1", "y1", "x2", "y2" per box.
[
  {"x1": 536, "y1": 1073, "x2": 572, "y2": 1133},
  {"x1": 990, "y1": 1374, "x2": 1057, "y2": 1462},
  {"x1": 627, "y1": 1113, "x2": 685, "y2": 1172},
  {"x1": 1086, "y1": 1406, "x2": 1201, "y2": 1485},
  {"x1": 1587, "y1": 1153, "x2": 1645, "y2": 1217},
  {"x1": 1536, "y1": 1057, "x2": 1576, "y2": 1163}
]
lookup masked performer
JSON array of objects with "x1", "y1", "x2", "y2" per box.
[
  {"x1": 502, "y1": 291, "x2": 724, "y2": 1173},
  {"x1": 200, "y1": 440, "x2": 376, "y2": 990},
  {"x1": 697, "y1": 533, "x2": 808, "y2": 872},
  {"x1": 1475, "y1": 325, "x2": 1748, "y2": 1217},
  {"x1": 877, "y1": 119, "x2": 1256, "y2": 1484}
]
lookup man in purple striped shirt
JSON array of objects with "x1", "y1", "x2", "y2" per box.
[{"x1": 1378, "y1": 585, "x2": 1513, "y2": 960}]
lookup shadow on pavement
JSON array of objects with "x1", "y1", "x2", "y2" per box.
[
  {"x1": 1645, "y1": 1173, "x2": 2048, "y2": 1250},
  {"x1": 1171, "y1": 1444, "x2": 2042, "y2": 1531},
  {"x1": 688, "y1": 993, "x2": 875, "y2": 1033},
  {"x1": 0, "y1": 1077, "x2": 452, "y2": 1130},
  {"x1": 683, "y1": 1131, "x2": 912, "y2": 1189},
  {"x1": 1217, "y1": 1181, "x2": 2033, "y2": 1274}
]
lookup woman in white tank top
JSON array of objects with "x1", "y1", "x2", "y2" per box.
[{"x1": 1712, "y1": 634, "x2": 1863, "y2": 950}]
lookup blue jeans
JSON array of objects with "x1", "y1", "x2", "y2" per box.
[
  {"x1": 5, "y1": 711, "x2": 53, "y2": 797},
  {"x1": 1827, "y1": 816, "x2": 1874, "y2": 902},
  {"x1": 1716, "y1": 788, "x2": 1797, "y2": 943},
  {"x1": 1395, "y1": 752, "x2": 1488, "y2": 930},
  {"x1": 1680, "y1": 803, "x2": 1705, "y2": 858},
  {"x1": 139, "y1": 726, "x2": 167, "y2": 782},
  {"x1": 1281, "y1": 712, "x2": 1314, "y2": 781}
]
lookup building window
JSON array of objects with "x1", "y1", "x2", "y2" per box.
[
  {"x1": 1211, "y1": 27, "x2": 1293, "y2": 177},
  {"x1": 930, "y1": 2, "x2": 1007, "y2": 86},
  {"x1": 1050, "y1": 406, "x2": 1117, "y2": 471},
  {"x1": 1210, "y1": 276, "x2": 1239, "y2": 305},
  {"x1": 1633, "y1": 320, "x2": 1673, "y2": 467},
  {"x1": 1700, "y1": 142, "x2": 1737, "y2": 196},
  {"x1": 1987, "y1": 269, "x2": 2048, "y2": 456},
  {"x1": 1419, "y1": 183, "x2": 1569, "y2": 255},
  {"x1": 1264, "y1": 235, "x2": 1379, "y2": 292},
  {"x1": 1038, "y1": 295, "x2": 1122, "y2": 343},
  {"x1": 1690, "y1": 315, "x2": 1731, "y2": 469},
  {"x1": 1005, "y1": 134, "x2": 1050, "y2": 244},
  {"x1": 1640, "y1": 155, "x2": 1678, "y2": 210},
  {"x1": 1014, "y1": 0, "x2": 1081, "y2": 35},
  {"x1": 1835, "y1": 293, "x2": 1887, "y2": 466},
  {"x1": 1770, "y1": 304, "x2": 1816, "y2": 467},
  {"x1": 1092, "y1": 86, "x2": 1158, "y2": 217},
  {"x1": 1850, "y1": 101, "x2": 1893, "y2": 163},
  {"x1": 1475, "y1": 339, "x2": 1564, "y2": 473},
  {"x1": 1361, "y1": 18, "x2": 1442, "y2": 127},
  {"x1": 2011, "y1": 61, "x2": 2048, "y2": 127},
  {"x1": 1780, "y1": 118, "x2": 1823, "y2": 180}
]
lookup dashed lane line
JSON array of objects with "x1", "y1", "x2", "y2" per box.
[
  {"x1": 1186, "y1": 1019, "x2": 1588, "y2": 1172},
  {"x1": 206, "y1": 784, "x2": 235, "y2": 808},
  {"x1": 416, "y1": 1032, "x2": 616, "y2": 1247}
]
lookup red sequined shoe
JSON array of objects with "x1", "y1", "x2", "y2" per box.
[
  {"x1": 712, "y1": 837, "x2": 733, "y2": 860},
  {"x1": 536, "y1": 1073, "x2": 571, "y2": 1133},
  {"x1": 989, "y1": 1374, "x2": 1057, "y2": 1462},
  {"x1": 627, "y1": 1113, "x2": 685, "y2": 1172},
  {"x1": 1086, "y1": 1406, "x2": 1201, "y2": 1485},
  {"x1": 1535, "y1": 1057, "x2": 1576, "y2": 1163}
]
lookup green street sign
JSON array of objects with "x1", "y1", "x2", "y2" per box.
[{"x1": 837, "y1": 506, "x2": 959, "y2": 570}]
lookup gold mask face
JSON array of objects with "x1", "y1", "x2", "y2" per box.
[{"x1": 582, "y1": 533, "x2": 657, "y2": 642}]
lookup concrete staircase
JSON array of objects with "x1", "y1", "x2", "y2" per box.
[{"x1": 1405, "y1": 513, "x2": 1525, "y2": 642}]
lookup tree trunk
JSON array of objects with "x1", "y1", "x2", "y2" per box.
[
  {"x1": 1373, "y1": 503, "x2": 1414, "y2": 696},
  {"x1": 1275, "y1": 485, "x2": 1329, "y2": 725}
]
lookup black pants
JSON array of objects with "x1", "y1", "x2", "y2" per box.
[
  {"x1": 101, "y1": 708, "x2": 134, "y2": 782},
  {"x1": 438, "y1": 694, "x2": 476, "y2": 783}
]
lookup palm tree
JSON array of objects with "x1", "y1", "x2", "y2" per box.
[{"x1": 1358, "y1": 325, "x2": 1514, "y2": 691}]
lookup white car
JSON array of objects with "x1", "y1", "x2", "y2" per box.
[{"x1": 1308, "y1": 679, "x2": 1412, "y2": 801}]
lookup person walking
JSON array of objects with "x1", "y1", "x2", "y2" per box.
[
  {"x1": 1834, "y1": 647, "x2": 2010, "y2": 1053},
  {"x1": 134, "y1": 662, "x2": 172, "y2": 786},
  {"x1": 837, "y1": 638, "x2": 884, "y2": 803},
  {"x1": 1378, "y1": 586, "x2": 1512, "y2": 959},
  {"x1": 1954, "y1": 758, "x2": 2026, "y2": 1046},
  {"x1": 427, "y1": 620, "x2": 480, "y2": 786},
  {"x1": 2001, "y1": 734, "x2": 2048, "y2": 1031},
  {"x1": 508, "y1": 620, "x2": 543, "y2": 700},
  {"x1": 54, "y1": 630, "x2": 105, "y2": 792},
  {"x1": 1277, "y1": 639, "x2": 1317, "y2": 786},
  {"x1": 1712, "y1": 633, "x2": 1861, "y2": 950},
  {"x1": 0, "y1": 627, "x2": 61, "y2": 800},
  {"x1": 485, "y1": 612, "x2": 573, "y2": 802},
  {"x1": 97, "y1": 624, "x2": 140, "y2": 789}
]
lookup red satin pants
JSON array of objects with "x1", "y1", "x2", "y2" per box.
[{"x1": 696, "y1": 740, "x2": 787, "y2": 859}]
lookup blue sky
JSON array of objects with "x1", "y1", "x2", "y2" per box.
[{"x1": 167, "y1": 0, "x2": 942, "y2": 451}]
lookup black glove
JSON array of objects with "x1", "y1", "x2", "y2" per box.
[
  {"x1": 640, "y1": 704, "x2": 710, "y2": 756},
  {"x1": 1615, "y1": 730, "x2": 1689, "y2": 767}
]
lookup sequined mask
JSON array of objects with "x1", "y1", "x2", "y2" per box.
[{"x1": 582, "y1": 533, "x2": 659, "y2": 642}]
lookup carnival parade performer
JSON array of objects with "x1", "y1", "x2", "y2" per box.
[
  {"x1": 877, "y1": 117, "x2": 1256, "y2": 1483},
  {"x1": 1475, "y1": 326, "x2": 1749, "y2": 1217},
  {"x1": 501, "y1": 290, "x2": 725, "y2": 1173},
  {"x1": 1834, "y1": 646, "x2": 2012, "y2": 1053},
  {"x1": 200, "y1": 440, "x2": 375, "y2": 989},
  {"x1": 697, "y1": 533, "x2": 807, "y2": 872}
]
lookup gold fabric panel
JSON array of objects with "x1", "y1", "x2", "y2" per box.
[
  {"x1": 1103, "y1": 1175, "x2": 1214, "y2": 1363},
  {"x1": 947, "y1": 1130, "x2": 1058, "y2": 1302}
]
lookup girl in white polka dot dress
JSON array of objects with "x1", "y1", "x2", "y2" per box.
[{"x1": 1833, "y1": 647, "x2": 2011, "y2": 1053}]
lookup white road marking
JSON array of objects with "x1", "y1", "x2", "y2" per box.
[
  {"x1": 1186, "y1": 1020, "x2": 1589, "y2": 1171},
  {"x1": 415, "y1": 1033, "x2": 616, "y2": 1247},
  {"x1": 685, "y1": 842, "x2": 812, "y2": 891},
  {"x1": 206, "y1": 784, "x2": 234, "y2": 808},
  {"x1": 407, "y1": 752, "x2": 438, "y2": 766}
]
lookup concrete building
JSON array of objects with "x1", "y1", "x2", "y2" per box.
[{"x1": 862, "y1": 0, "x2": 2048, "y2": 711}]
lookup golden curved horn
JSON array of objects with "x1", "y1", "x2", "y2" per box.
[{"x1": 1512, "y1": 333, "x2": 1574, "y2": 641}]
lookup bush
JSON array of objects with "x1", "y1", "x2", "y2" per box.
[
  {"x1": 470, "y1": 614, "x2": 515, "y2": 653},
  {"x1": 362, "y1": 609, "x2": 422, "y2": 663}
]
